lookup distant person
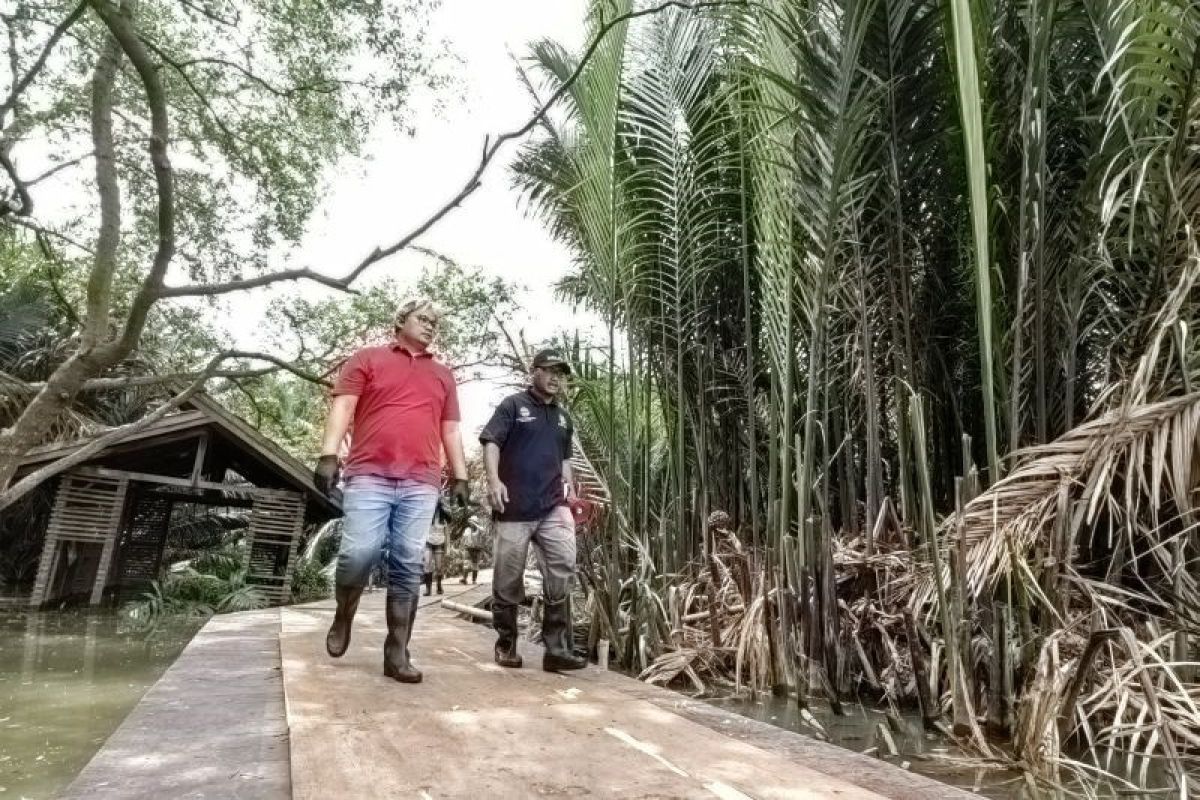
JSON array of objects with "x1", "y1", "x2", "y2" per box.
[
  {"x1": 480, "y1": 349, "x2": 586, "y2": 672},
  {"x1": 423, "y1": 501, "x2": 449, "y2": 596},
  {"x1": 459, "y1": 515, "x2": 486, "y2": 584},
  {"x1": 313, "y1": 298, "x2": 470, "y2": 684}
]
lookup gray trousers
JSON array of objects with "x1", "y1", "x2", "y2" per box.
[{"x1": 491, "y1": 505, "x2": 576, "y2": 611}]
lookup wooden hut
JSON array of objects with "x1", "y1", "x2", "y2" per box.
[{"x1": 13, "y1": 393, "x2": 339, "y2": 608}]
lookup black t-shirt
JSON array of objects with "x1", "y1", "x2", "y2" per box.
[{"x1": 479, "y1": 390, "x2": 573, "y2": 522}]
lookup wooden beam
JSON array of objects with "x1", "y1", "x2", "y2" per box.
[
  {"x1": 90, "y1": 478, "x2": 129, "y2": 606},
  {"x1": 17, "y1": 412, "x2": 208, "y2": 466},
  {"x1": 191, "y1": 433, "x2": 209, "y2": 486},
  {"x1": 186, "y1": 394, "x2": 339, "y2": 516},
  {"x1": 76, "y1": 466, "x2": 250, "y2": 494},
  {"x1": 147, "y1": 489, "x2": 256, "y2": 508}
]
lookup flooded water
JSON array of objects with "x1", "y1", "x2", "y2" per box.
[
  {"x1": 709, "y1": 694, "x2": 1172, "y2": 799},
  {"x1": 709, "y1": 695, "x2": 1024, "y2": 797},
  {"x1": 0, "y1": 610, "x2": 202, "y2": 799}
]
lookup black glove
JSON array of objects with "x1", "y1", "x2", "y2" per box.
[
  {"x1": 313, "y1": 455, "x2": 340, "y2": 495},
  {"x1": 450, "y1": 478, "x2": 471, "y2": 508}
]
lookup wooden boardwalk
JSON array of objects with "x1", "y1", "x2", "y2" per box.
[
  {"x1": 67, "y1": 582, "x2": 978, "y2": 799},
  {"x1": 282, "y1": 593, "x2": 975, "y2": 800}
]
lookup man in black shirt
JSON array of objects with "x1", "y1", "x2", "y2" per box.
[{"x1": 479, "y1": 349, "x2": 587, "y2": 672}]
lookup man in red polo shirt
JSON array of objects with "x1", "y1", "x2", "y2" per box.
[{"x1": 313, "y1": 298, "x2": 470, "y2": 684}]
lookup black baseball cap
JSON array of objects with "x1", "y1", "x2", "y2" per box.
[{"x1": 532, "y1": 348, "x2": 572, "y2": 374}]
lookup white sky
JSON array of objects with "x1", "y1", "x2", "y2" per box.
[{"x1": 252, "y1": 0, "x2": 599, "y2": 442}]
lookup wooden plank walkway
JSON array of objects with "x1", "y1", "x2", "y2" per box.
[
  {"x1": 65, "y1": 578, "x2": 977, "y2": 799},
  {"x1": 281, "y1": 593, "x2": 977, "y2": 799}
]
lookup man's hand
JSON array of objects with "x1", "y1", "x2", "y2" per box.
[
  {"x1": 313, "y1": 455, "x2": 340, "y2": 495},
  {"x1": 487, "y1": 478, "x2": 508, "y2": 514},
  {"x1": 451, "y1": 478, "x2": 471, "y2": 509}
]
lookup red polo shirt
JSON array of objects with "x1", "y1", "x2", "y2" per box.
[{"x1": 332, "y1": 343, "x2": 460, "y2": 486}]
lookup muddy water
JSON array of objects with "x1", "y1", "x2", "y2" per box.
[{"x1": 0, "y1": 610, "x2": 201, "y2": 799}]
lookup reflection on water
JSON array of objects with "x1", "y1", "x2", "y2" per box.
[
  {"x1": 0, "y1": 610, "x2": 201, "y2": 800},
  {"x1": 709, "y1": 695, "x2": 1022, "y2": 797},
  {"x1": 707, "y1": 695, "x2": 1168, "y2": 799}
]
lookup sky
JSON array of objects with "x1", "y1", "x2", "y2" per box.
[{"x1": 256, "y1": 0, "x2": 598, "y2": 442}]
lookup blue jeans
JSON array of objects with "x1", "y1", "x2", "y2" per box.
[{"x1": 336, "y1": 476, "x2": 439, "y2": 600}]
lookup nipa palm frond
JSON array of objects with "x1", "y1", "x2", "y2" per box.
[{"x1": 913, "y1": 390, "x2": 1200, "y2": 614}]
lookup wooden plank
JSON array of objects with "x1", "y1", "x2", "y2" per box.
[
  {"x1": 48, "y1": 507, "x2": 121, "y2": 520},
  {"x1": 191, "y1": 433, "x2": 209, "y2": 485},
  {"x1": 48, "y1": 515, "x2": 113, "y2": 529},
  {"x1": 17, "y1": 395, "x2": 339, "y2": 520},
  {"x1": 91, "y1": 477, "x2": 126, "y2": 606},
  {"x1": 29, "y1": 474, "x2": 128, "y2": 608},
  {"x1": 17, "y1": 412, "x2": 208, "y2": 466},
  {"x1": 187, "y1": 395, "x2": 332, "y2": 508},
  {"x1": 62, "y1": 609, "x2": 290, "y2": 800},
  {"x1": 28, "y1": 534, "x2": 60, "y2": 608},
  {"x1": 77, "y1": 466, "x2": 251, "y2": 494},
  {"x1": 245, "y1": 489, "x2": 304, "y2": 605}
]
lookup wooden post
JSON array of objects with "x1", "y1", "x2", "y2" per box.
[
  {"x1": 90, "y1": 531, "x2": 118, "y2": 606},
  {"x1": 88, "y1": 476, "x2": 128, "y2": 606},
  {"x1": 28, "y1": 533, "x2": 60, "y2": 608},
  {"x1": 904, "y1": 610, "x2": 941, "y2": 731},
  {"x1": 190, "y1": 433, "x2": 209, "y2": 486},
  {"x1": 984, "y1": 602, "x2": 1008, "y2": 734}
]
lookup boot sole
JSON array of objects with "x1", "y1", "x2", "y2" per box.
[{"x1": 543, "y1": 660, "x2": 587, "y2": 672}]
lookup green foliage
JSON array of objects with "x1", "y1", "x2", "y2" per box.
[
  {"x1": 188, "y1": 544, "x2": 246, "y2": 582},
  {"x1": 4, "y1": 0, "x2": 445, "y2": 284},
  {"x1": 263, "y1": 257, "x2": 520, "y2": 369},
  {"x1": 0, "y1": 234, "x2": 227, "y2": 436},
  {"x1": 517, "y1": 0, "x2": 1200, "y2": 579},
  {"x1": 220, "y1": 258, "x2": 520, "y2": 462},
  {"x1": 123, "y1": 542, "x2": 267, "y2": 627},
  {"x1": 289, "y1": 557, "x2": 331, "y2": 604},
  {"x1": 516, "y1": 0, "x2": 1200, "y2": 788}
]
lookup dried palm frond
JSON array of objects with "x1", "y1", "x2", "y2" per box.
[{"x1": 912, "y1": 391, "x2": 1200, "y2": 613}]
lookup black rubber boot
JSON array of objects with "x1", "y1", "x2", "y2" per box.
[
  {"x1": 383, "y1": 594, "x2": 422, "y2": 683},
  {"x1": 435, "y1": 575, "x2": 443, "y2": 595},
  {"x1": 460, "y1": 573, "x2": 468, "y2": 585},
  {"x1": 471, "y1": 570, "x2": 478, "y2": 584},
  {"x1": 492, "y1": 603, "x2": 522, "y2": 668},
  {"x1": 325, "y1": 584, "x2": 364, "y2": 658},
  {"x1": 423, "y1": 573, "x2": 432, "y2": 596},
  {"x1": 542, "y1": 598, "x2": 586, "y2": 672}
]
